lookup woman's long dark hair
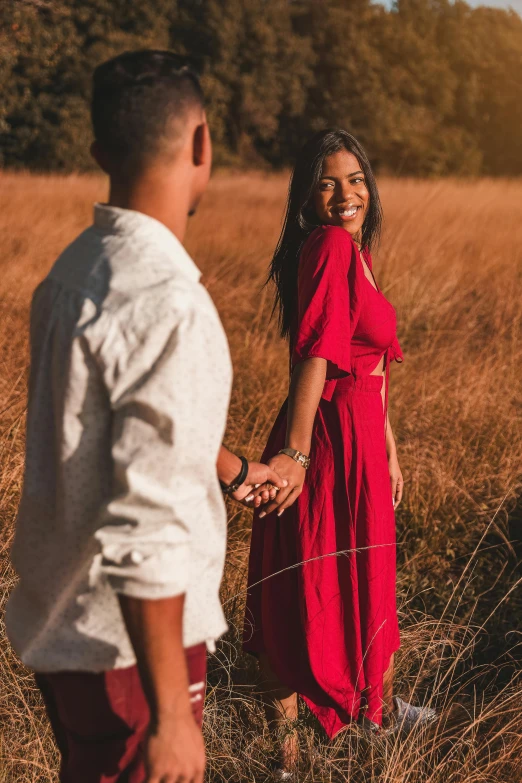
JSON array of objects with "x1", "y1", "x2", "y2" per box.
[{"x1": 269, "y1": 128, "x2": 383, "y2": 339}]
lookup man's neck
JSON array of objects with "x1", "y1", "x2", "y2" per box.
[{"x1": 108, "y1": 172, "x2": 191, "y2": 243}]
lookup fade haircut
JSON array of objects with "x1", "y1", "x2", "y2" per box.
[{"x1": 91, "y1": 50, "x2": 204, "y2": 178}]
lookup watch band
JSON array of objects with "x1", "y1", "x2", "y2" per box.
[
  {"x1": 220, "y1": 455, "x2": 249, "y2": 495},
  {"x1": 278, "y1": 447, "x2": 311, "y2": 470}
]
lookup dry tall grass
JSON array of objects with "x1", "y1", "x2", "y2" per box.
[{"x1": 0, "y1": 171, "x2": 521, "y2": 782}]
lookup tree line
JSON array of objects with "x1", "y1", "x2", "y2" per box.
[{"x1": 1, "y1": 0, "x2": 522, "y2": 176}]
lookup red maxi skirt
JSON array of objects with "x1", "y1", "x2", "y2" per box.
[{"x1": 243, "y1": 374, "x2": 400, "y2": 738}]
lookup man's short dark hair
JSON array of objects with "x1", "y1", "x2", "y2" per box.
[{"x1": 92, "y1": 50, "x2": 204, "y2": 178}]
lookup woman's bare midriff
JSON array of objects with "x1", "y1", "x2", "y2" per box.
[{"x1": 370, "y1": 354, "x2": 386, "y2": 410}]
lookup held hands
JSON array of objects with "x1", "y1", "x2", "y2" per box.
[
  {"x1": 256, "y1": 453, "x2": 305, "y2": 518},
  {"x1": 223, "y1": 450, "x2": 304, "y2": 515},
  {"x1": 231, "y1": 461, "x2": 288, "y2": 507}
]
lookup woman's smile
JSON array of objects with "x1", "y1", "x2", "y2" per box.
[{"x1": 336, "y1": 204, "x2": 363, "y2": 222}]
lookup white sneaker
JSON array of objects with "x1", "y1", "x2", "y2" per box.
[
  {"x1": 359, "y1": 697, "x2": 437, "y2": 737},
  {"x1": 272, "y1": 768, "x2": 294, "y2": 781},
  {"x1": 383, "y1": 696, "x2": 437, "y2": 735}
]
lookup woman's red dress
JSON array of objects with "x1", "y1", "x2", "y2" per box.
[{"x1": 243, "y1": 226, "x2": 404, "y2": 738}]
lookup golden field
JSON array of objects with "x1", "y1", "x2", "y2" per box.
[{"x1": 0, "y1": 171, "x2": 521, "y2": 782}]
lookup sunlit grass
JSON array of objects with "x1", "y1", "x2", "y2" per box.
[{"x1": 0, "y1": 171, "x2": 521, "y2": 781}]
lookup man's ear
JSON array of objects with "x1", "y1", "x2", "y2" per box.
[
  {"x1": 192, "y1": 121, "x2": 211, "y2": 168},
  {"x1": 90, "y1": 140, "x2": 111, "y2": 174}
]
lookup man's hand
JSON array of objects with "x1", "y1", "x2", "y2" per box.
[
  {"x1": 118, "y1": 595, "x2": 205, "y2": 783},
  {"x1": 231, "y1": 461, "x2": 288, "y2": 507},
  {"x1": 146, "y1": 712, "x2": 205, "y2": 783},
  {"x1": 257, "y1": 453, "x2": 305, "y2": 518}
]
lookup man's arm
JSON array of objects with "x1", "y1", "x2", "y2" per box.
[{"x1": 119, "y1": 595, "x2": 205, "y2": 783}]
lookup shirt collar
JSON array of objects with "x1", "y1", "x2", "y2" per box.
[{"x1": 93, "y1": 203, "x2": 201, "y2": 283}]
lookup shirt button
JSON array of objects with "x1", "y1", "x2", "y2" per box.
[{"x1": 129, "y1": 550, "x2": 144, "y2": 565}]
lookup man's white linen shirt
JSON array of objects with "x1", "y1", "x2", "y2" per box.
[{"x1": 6, "y1": 205, "x2": 233, "y2": 673}]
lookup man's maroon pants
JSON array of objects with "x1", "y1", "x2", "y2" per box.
[{"x1": 35, "y1": 643, "x2": 207, "y2": 783}]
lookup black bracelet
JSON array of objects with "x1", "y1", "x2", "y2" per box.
[{"x1": 220, "y1": 456, "x2": 249, "y2": 495}]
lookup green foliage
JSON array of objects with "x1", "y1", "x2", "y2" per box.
[
  {"x1": 0, "y1": 0, "x2": 174, "y2": 170},
  {"x1": 1, "y1": 0, "x2": 521, "y2": 174}
]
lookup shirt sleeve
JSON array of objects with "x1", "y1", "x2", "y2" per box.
[
  {"x1": 92, "y1": 293, "x2": 214, "y2": 600},
  {"x1": 292, "y1": 226, "x2": 354, "y2": 379}
]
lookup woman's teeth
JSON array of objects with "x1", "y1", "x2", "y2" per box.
[{"x1": 339, "y1": 207, "x2": 358, "y2": 218}]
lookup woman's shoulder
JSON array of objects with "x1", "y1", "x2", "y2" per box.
[{"x1": 301, "y1": 225, "x2": 357, "y2": 266}]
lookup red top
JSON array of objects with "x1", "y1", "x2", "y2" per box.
[{"x1": 291, "y1": 225, "x2": 403, "y2": 411}]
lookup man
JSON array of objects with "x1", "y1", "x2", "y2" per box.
[{"x1": 5, "y1": 50, "x2": 285, "y2": 783}]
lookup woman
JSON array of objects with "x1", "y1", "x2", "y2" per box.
[{"x1": 243, "y1": 129, "x2": 435, "y2": 773}]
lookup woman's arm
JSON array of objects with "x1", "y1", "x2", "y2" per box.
[
  {"x1": 259, "y1": 357, "x2": 326, "y2": 518},
  {"x1": 385, "y1": 413, "x2": 396, "y2": 459},
  {"x1": 287, "y1": 357, "x2": 327, "y2": 454},
  {"x1": 386, "y1": 414, "x2": 404, "y2": 509}
]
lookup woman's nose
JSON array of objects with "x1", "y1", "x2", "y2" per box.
[{"x1": 337, "y1": 182, "x2": 355, "y2": 203}]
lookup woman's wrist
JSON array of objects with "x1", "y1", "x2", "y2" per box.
[
  {"x1": 387, "y1": 443, "x2": 397, "y2": 460},
  {"x1": 285, "y1": 436, "x2": 312, "y2": 455},
  {"x1": 279, "y1": 447, "x2": 310, "y2": 470}
]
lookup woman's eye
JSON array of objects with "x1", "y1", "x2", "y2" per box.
[
  {"x1": 352, "y1": 177, "x2": 364, "y2": 185},
  {"x1": 320, "y1": 182, "x2": 334, "y2": 190}
]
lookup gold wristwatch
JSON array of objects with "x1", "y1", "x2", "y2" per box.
[{"x1": 278, "y1": 447, "x2": 311, "y2": 470}]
